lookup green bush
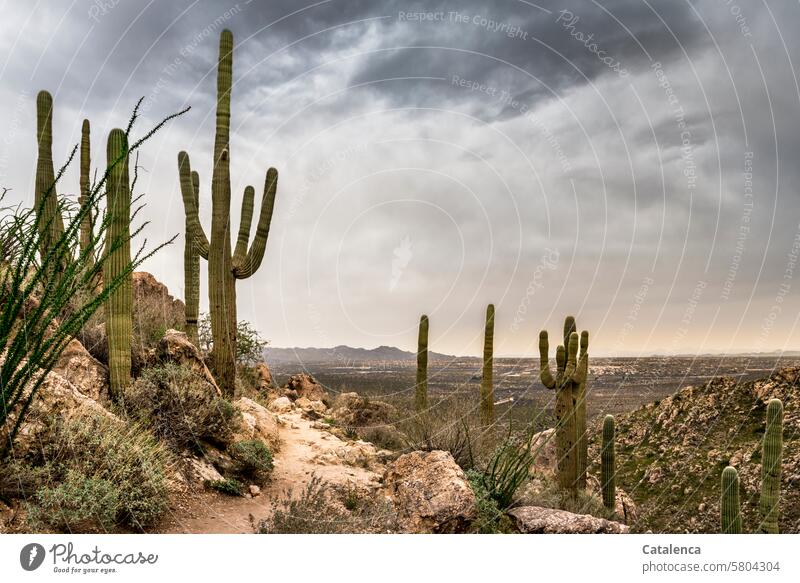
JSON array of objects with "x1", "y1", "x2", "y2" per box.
[
  {"x1": 466, "y1": 469, "x2": 515, "y2": 533},
  {"x1": 28, "y1": 469, "x2": 119, "y2": 533},
  {"x1": 27, "y1": 412, "x2": 172, "y2": 531},
  {"x1": 207, "y1": 478, "x2": 243, "y2": 496},
  {"x1": 229, "y1": 440, "x2": 273, "y2": 481},
  {"x1": 124, "y1": 363, "x2": 241, "y2": 451}
]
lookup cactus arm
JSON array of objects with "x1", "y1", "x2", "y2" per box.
[
  {"x1": 539, "y1": 330, "x2": 556, "y2": 389},
  {"x1": 758, "y1": 398, "x2": 783, "y2": 534},
  {"x1": 234, "y1": 167, "x2": 278, "y2": 279},
  {"x1": 555, "y1": 344, "x2": 566, "y2": 384},
  {"x1": 178, "y1": 151, "x2": 209, "y2": 259},
  {"x1": 563, "y1": 331, "x2": 579, "y2": 380},
  {"x1": 35, "y1": 91, "x2": 66, "y2": 262},
  {"x1": 601, "y1": 415, "x2": 616, "y2": 510},
  {"x1": 232, "y1": 185, "x2": 255, "y2": 263},
  {"x1": 415, "y1": 314, "x2": 429, "y2": 411},
  {"x1": 721, "y1": 466, "x2": 743, "y2": 534},
  {"x1": 563, "y1": 315, "x2": 576, "y2": 346}
]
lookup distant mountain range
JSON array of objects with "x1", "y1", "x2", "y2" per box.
[{"x1": 264, "y1": 345, "x2": 456, "y2": 364}]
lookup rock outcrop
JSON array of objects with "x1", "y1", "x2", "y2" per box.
[
  {"x1": 383, "y1": 450, "x2": 476, "y2": 533},
  {"x1": 233, "y1": 397, "x2": 281, "y2": 451},
  {"x1": 509, "y1": 506, "x2": 629, "y2": 534},
  {"x1": 283, "y1": 373, "x2": 329, "y2": 404},
  {"x1": 156, "y1": 329, "x2": 220, "y2": 395},
  {"x1": 331, "y1": 392, "x2": 395, "y2": 427},
  {"x1": 53, "y1": 338, "x2": 108, "y2": 402}
]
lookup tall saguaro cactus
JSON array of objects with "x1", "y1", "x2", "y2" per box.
[
  {"x1": 415, "y1": 314, "x2": 429, "y2": 411},
  {"x1": 721, "y1": 466, "x2": 743, "y2": 534},
  {"x1": 601, "y1": 414, "x2": 616, "y2": 510},
  {"x1": 184, "y1": 170, "x2": 201, "y2": 346},
  {"x1": 575, "y1": 329, "x2": 590, "y2": 489},
  {"x1": 758, "y1": 398, "x2": 783, "y2": 534},
  {"x1": 179, "y1": 29, "x2": 279, "y2": 396},
  {"x1": 35, "y1": 91, "x2": 67, "y2": 269},
  {"x1": 540, "y1": 315, "x2": 588, "y2": 494},
  {"x1": 480, "y1": 304, "x2": 495, "y2": 426},
  {"x1": 79, "y1": 119, "x2": 95, "y2": 268},
  {"x1": 104, "y1": 129, "x2": 133, "y2": 400}
]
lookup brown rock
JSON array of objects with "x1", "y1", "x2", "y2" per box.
[
  {"x1": 268, "y1": 396, "x2": 293, "y2": 413},
  {"x1": 156, "y1": 329, "x2": 220, "y2": 395},
  {"x1": 53, "y1": 338, "x2": 109, "y2": 402},
  {"x1": 233, "y1": 397, "x2": 281, "y2": 451},
  {"x1": 283, "y1": 373, "x2": 328, "y2": 403},
  {"x1": 254, "y1": 363, "x2": 273, "y2": 389},
  {"x1": 509, "y1": 506, "x2": 629, "y2": 534},
  {"x1": 383, "y1": 450, "x2": 476, "y2": 533},
  {"x1": 331, "y1": 392, "x2": 395, "y2": 427}
]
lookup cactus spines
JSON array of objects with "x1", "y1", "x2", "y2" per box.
[
  {"x1": 184, "y1": 169, "x2": 201, "y2": 346},
  {"x1": 103, "y1": 129, "x2": 133, "y2": 400},
  {"x1": 415, "y1": 314, "x2": 429, "y2": 411},
  {"x1": 79, "y1": 119, "x2": 94, "y2": 268},
  {"x1": 178, "y1": 29, "x2": 279, "y2": 396},
  {"x1": 758, "y1": 398, "x2": 783, "y2": 534},
  {"x1": 540, "y1": 316, "x2": 588, "y2": 494},
  {"x1": 35, "y1": 91, "x2": 66, "y2": 267},
  {"x1": 601, "y1": 414, "x2": 616, "y2": 510},
  {"x1": 480, "y1": 303, "x2": 495, "y2": 426},
  {"x1": 721, "y1": 466, "x2": 743, "y2": 534}
]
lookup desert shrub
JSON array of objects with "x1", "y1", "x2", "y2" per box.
[
  {"x1": 124, "y1": 363, "x2": 241, "y2": 451},
  {"x1": 0, "y1": 460, "x2": 53, "y2": 501},
  {"x1": 229, "y1": 440, "x2": 273, "y2": 481},
  {"x1": 518, "y1": 474, "x2": 614, "y2": 519},
  {"x1": 207, "y1": 478, "x2": 243, "y2": 496},
  {"x1": 198, "y1": 314, "x2": 267, "y2": 365},
  {"x1": 398, "y1": 396, "x2": 481, "y2": 469},
  {"x1": 357, "y1": 425, "x2": 405, "y2": 451},
  {"x1": 29, "y1": 413, "x2": 172, "y2": 531},
  {"x1": 257, "y1": 476, "x2": 398, "y2": 534},
  {"x1": 27, "y1": 469, "x2": 119, "y2": 533},
  {"x1": 466, "y1": 469, "x2": 515, "y2": 533}
]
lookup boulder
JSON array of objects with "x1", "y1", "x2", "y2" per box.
[
  {"x1": 156, "y1": 329, "x2": 220, "y2": 395},
  {"x1": 268, "y1": 396, "x2": 293, "y2": 413},
  {"x1": 383, "y1": 450, "x2": 476, "y2": 533},
  {"x1": 283, "y1": 373, "x2": 328, "y2": 404},
  {"x1": 132, "y1": 272, "x2": 185, "y2": 322},
  {"x1": 331, "y1": 392, "x2": 395, "y2": 427},
  {"x1": 53, "y1": 338, "x2": 109, "y2": 402},
  {"x1": 296, "y1": 397, "x2": 328, "y2": 420},
  {"x1": 528, "y1": 428, "x2": 557, "y2": 475},
  {"x1": 182, "y1": 456, "x2": 224, "y2": 489},
  {"x1": 233, "y1": 397, "x2": 281, "y2": 451},
  {"x1": 508, "y1": 506, "x2": 629, "y2": 534},
  {"x1": 254, "y1": 363, "x2": 273, "y2": 389}
]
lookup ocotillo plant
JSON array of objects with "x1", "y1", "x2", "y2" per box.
[
  {"x1": 480, "y1": 304, "x2": 495, "y2": 426},
  {"x1": 415, "y1": 314, "x2": 428, "y2": 411},
  {"x1": 540, "y1": 317, "x2": 587, "y2": 493},
  {"x1": 601, "y1": 414, "x2": 616, "y2": 510},
  {"x1": 720, "y1": 466, "x2": 743, "y2": 534},
  {"x1": 184, "y1": 170, "x2": 201, "y2": 346},
  {"x1": 758, "y1": 398, "x2": 783, "y2": 534},
  {"x1": 104, "y1": 129, "x2": 133, "y2": 400},
  {"x1": 35, "y1": 91, "x2": 67, "y2": 273},
  {"x1": 179, "y1": 29, "x2": 278, "y2": 396}
]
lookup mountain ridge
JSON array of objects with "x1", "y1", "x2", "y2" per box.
[{"x1": 264, "y1": 344, "x2": 456, "y2": 363}]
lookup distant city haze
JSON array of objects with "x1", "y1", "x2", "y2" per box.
[{"x1": 1, "y1": 1, "x2": 799, "y2": 357}]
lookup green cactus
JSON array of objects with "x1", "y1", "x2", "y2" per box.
[
  {"x1": 34, "y1": 91, "x2": 67, "y2": 271},
  {"x1": 103, "y1": 129, "x2": 133, "y2": 400},
  {"x1": 184, "y1": 169, "x2": 201, "y2": 347},
  {"x1": 79, "y1": 119, "x2": 95, "y2": 269},
  {"x1": 575, "y1": 330, "x2": 589, "y2": 490},
  {"x1": 721, "y1": 466, "x2": 743, "y2": 534},
  {"x1": 480, "y1": 304, "x2": 495, "y2": 426},
  {"x1": 540, "y1": 315, "x2": 587, "y2": 494},
  {"x1": 178, "y1": 29, "x2": 278, "y2": 396},
  {"x1": 758, "y1": 398, "x2": 783, "y2": 534},
  {"x1": 415, "y1": 314, "x2": 429, "y2": 411},
  {"x1": 601, "y1": 414, "x2": 615, "y2": 510}
]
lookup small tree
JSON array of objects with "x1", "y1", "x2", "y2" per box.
[{"x1": 197, "y1": 313, "x2": 268, "y2": 365}]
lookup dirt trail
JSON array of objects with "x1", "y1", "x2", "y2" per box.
[{"x1": 159, "y1": 410, "x2": 384, "y2": 534}]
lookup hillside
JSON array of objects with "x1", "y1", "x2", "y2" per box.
[
  {"x1": 589, "y1": 367, "x2": 800, "y2": 533},
  {"x1": 264, "y1": 345, "x2": 456, "y2": 364}
]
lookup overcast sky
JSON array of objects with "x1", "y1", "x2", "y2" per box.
[{"x1": 1, "y1": 0, "x2": 799, "y2": 356}]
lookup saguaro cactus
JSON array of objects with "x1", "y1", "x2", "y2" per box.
[
  {"x1": 104, "y1": 129, "x2": 133, "y2": 400},
  {"x1": 601, "y1": 414, "x2": 616, "y2": 510},
  {"x1": 415, "y1": 314, "x2": 429, "y2": 411},
  {"x1": 79, "y1": 119, "x2": 95, "y2": 267},
  {"x1": 480, "y1": 304, "x2": 495, "y2": 426},
  {"x1": 758, "y1": 398, "x2": 783, "y2": 534},
  {"x1": 179, "y1": 29, "x2": 279, "y2": 396},
  {"x1": 35, "y1": 91, "x2": 66, "y2": 269},
  {"x1": 721, "y1": 466, "x2": 743, "y2": 534},
  {"x1": 540, "y1": 315, "x2": 587, "y2": 494},
  {"x1": 184, "y1": 170, "x2": 201, "y2": 346}
]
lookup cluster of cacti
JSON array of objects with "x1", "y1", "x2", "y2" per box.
[
  {"x1": 719, "y1": 398, "x2": 784, "y2": 534},
  {"x1": 539, "y1": 315, "x2": 588, "y2": 493},
  {"x1": 601, "y1": 414, "x2": 615, "y2": 510},
  {"x1": 415, "y1": 314, "x2": 428, "y2": 411},
  {"x1": 103, "y1": 129, "x2": 133, "y2": 400},
  {"x1": 480, "y1": 304, "x2": 495, "y2": 426},
  {"x1": 179, "y1": 29, "x2": 278, "y2": 396}
]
